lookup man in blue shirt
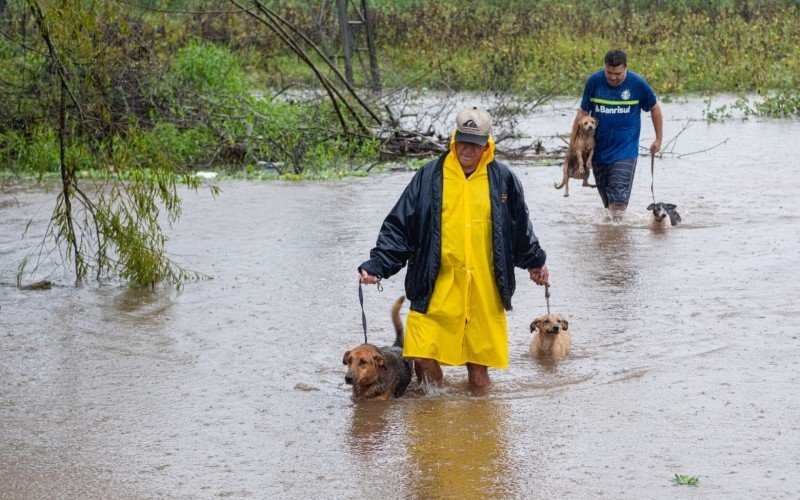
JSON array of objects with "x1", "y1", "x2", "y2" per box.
[{"x1": 572, "y1": 49, "x2": 663, "y2": 216}]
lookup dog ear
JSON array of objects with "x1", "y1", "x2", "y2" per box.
[
  {"x1": 666, "y1": 203, "x2": 677, "y2": 210},
  {"x1": 559, "y1": 318, "x2": 569, "y2": 331},
  {"x1": 647, "y1": 203, "x2": 655, "y2": 210},
  {"x1": 530, "y1": 319, "x2": 540, "y2": 332},
  {"x1": 374, "y1": 354, "x2": 385, "y2": 367},
  {"x1": 342, "y1": 351, "x2": 351, "y2": 365}
]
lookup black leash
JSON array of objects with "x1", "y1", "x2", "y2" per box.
[
  {"x1": 544, "y1": 282, "x2": 551, "y2": 314},
  {"x1": 358, "y1": 279, "x2": 382, "y2": 344},
  {"x1": 650, "y1": 153, "x2": 656, "y2": 204}
]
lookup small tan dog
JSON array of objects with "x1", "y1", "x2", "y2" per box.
[
  {"x1": 342, "y1": 295, "x2": 413, "y2": 400},
  {"x1": 554, "y1": 115, "x2": 598, "y2": 197},
  {"x1": 529, "y1": 313, "x2": 571, "y2": 359}
]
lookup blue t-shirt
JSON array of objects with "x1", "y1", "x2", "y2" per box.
[{"x1": 580, "y1": 69, "x2": 658, "y2": 164}]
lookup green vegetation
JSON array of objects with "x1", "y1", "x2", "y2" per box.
[
  {"x1": 674, "y1": 474, "x2": 700, "y2": 486},
  {"x1": 705, "y1": 92, "x2": 800, "y2": 121},
  {"x1": 261, "y1": 0, "x2": 800, "y2": 102},
  {"x1": 0, "y1": 35, "x2": 376, "y2": 178}
]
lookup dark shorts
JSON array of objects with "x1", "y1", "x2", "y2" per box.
[{"x1": 593, "y1": 158, "x2": 638, "y2": 207}]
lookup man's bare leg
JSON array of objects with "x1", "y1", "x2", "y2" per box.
[
  {"x1": 466, "y1": 363, "x2": 491, "y2": 388},
  {"x1": 609, "y1": 203, "x2": 627, "y2": 221},
  {"x1": 414, "y1": 357, "x2": 443, "y2": 386}
]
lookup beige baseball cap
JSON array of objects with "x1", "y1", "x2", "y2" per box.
[{"x1": 455, "y1": 106, "x2": 492, "y2": 146}]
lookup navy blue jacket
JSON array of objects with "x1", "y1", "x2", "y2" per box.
[{"x1": 359, "y1": 152, "x2": 546, "y2": 313}]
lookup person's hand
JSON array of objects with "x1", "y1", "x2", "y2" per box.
[
  {"x1": 529, "y1": 265, "x2": 549, "y2": 286},
  {"x1": 359, "y1": 268, "x2": 381, "y2": 285},
  {"x1": 650, "y1": 138, "x2": 662, "y2": 156}
]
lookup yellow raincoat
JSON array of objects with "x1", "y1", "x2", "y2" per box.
[{"x1": 404, "y1": 135, "x2": 508, "y2": 368}]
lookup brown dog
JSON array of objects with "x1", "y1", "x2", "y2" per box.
[
  {"x1": 529, "y1": 313, "x2": 571, "y2": 359},
  {"x1": 554, "y1": 115, "x2": 598, "y2": 197},
  {"x1": 342, "y1": 295, "x2": 413, "y2": 400}
]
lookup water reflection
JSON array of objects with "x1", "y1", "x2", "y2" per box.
[
  {"x1": 591, "y1": 221, "x2": 637, "y2": 292},
  {"x1": 110, "y1": 287, "x2": 174, "y2": 317},
  {"x1": 534, "y1": 357, "x2": 561, "y2": 374},
  {"x1": 401, "y1": 399, "x2": 511, "y2": 498},
  {"x1": 649, "y1": 220, "x2": 669, "y2": 236},
  {"x1": 348, "y1": 401, "x2": 395, "y2": 456}
]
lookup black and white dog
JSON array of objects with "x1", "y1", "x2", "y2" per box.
[{"x1": 647, "y1": 202, "x2": 681, "y2": 226}]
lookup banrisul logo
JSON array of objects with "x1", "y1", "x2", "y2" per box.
[
  {"x1": 598, "y1": 105, "x2": 631, "y2": 114},
  {"x1": 621, "y1": 89, "x2": 631, "y2": 100}
]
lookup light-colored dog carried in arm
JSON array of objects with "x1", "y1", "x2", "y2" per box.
[{"x1": 555, "y1": 115, "x2": 598, "y2": 197}]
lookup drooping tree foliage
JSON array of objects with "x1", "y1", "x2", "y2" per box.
[{"x1": 3, "y1": 0, "x2": 215, "y2": 287}]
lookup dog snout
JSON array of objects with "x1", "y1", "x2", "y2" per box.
[
  {"x1": 345, "y1": 373, "x2": 355, "y2": 385},
  {"x1": 652, "y1": 207, "x2": 667, "y2": 220},
  {"x1": 552, "y1": 324, "x2": 560, "y2": 334}
]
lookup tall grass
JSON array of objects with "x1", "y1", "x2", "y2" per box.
[{"x1": 360, "y1": 1, "x2": 800, "y2": 95}]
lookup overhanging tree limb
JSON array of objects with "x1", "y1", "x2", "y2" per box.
[
  {"x1": 229, "y1": 0, "x2": 381, "y2": 135},
  {"x1": 26, "y1": 0, "x2": 85, "y2": 122},
  {"x1": 250, "y1": 0, "x2": 380, "y2": 125},
  {"x1": 13, "y1": 0, "x2": 210, "y2": 287},
  {"x1": 27, "y1": 0, "x2": 83, "y2": 278},
  {"x1": 229, "y1": 0, "x2": 352, "y2": 134}
]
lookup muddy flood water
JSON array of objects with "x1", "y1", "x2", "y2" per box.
[{"x1": 2, "y1": 98, "x2": 799, "y2": 498}]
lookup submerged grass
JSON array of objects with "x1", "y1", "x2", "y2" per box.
[{"x1": 674, "y1": 474, "x2": 700, "y2": 486}]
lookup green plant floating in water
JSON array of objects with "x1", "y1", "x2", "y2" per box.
[{"x1": 674, "y1": 474, "x2": 699, "y2": 486}]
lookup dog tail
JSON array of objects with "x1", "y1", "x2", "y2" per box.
[{"x1": 391, "y1": 295, "x2": 406, "y2": 348}]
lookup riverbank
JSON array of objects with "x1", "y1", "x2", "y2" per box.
[{"x1": 264, "y1": 1, "x2": 800, "y2": 97}]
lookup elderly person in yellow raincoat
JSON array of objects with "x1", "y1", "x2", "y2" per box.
[{"x1": 359, "y1": 107, "x2": 549, "y2": 389}]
